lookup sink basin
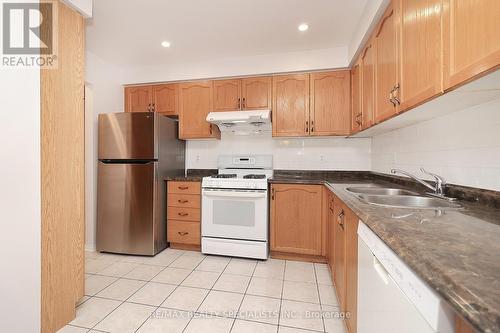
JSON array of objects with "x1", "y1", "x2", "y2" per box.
[
  {"x1": 357, "y1": 194, "x2": 462, "y2": 209},
  {"x1": 346, "y1": 187, "x2": 419, "y2": 196}
]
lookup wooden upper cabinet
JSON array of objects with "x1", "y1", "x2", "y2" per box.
[
  {"x1": 241, "y1": 77, "x2": 272, "y2": 110},
  {"x1": 374, "y1": 1, "x2": 399, "y2": 123},
  {"x1": 399, "y1": 0, "x2": 443, "y2": 111},
  {"x1": 351, "y1": 60, "x2": 362, "y2": 133},
  {"x1": 310, "y1": 71, "x2": 351, "y2": 136},
  {"x1": 213, "y1": 79, "x2": 242, "y2": 111},
  {"x1": 272, "y1": 74, "x2": 310, "y2": 137},
  {"x1": 443, "y1": 0, "x2": 500, "y2": 90},
  {"x1": 124, "y1": 86, "x2": 152, "y2": 112},
  {"x1": 270, "y1": 184, "x2": 323, "y2": 256},
  {"x1": 361, "y1": 39, "x2": 375, "y2": 129},
  {"x1": 179, "y1": 81, "x2": 220, "y2": 139},
  {"x1": 152, "y1": 84, "x2": 178, "y2": 116}
]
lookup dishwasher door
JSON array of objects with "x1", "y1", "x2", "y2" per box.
[{"x1": 357, "y1": 222, "x2": 454, "y2": 333}]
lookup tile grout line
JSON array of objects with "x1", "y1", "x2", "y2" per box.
[
  {"x1": 180, "y1": 255, "x2": 233, "y2": 333},
  {"x1": 313, "y1": 263, "x2": 327, "y2": 333},
  {"x1": 82, "y1": 250, "x2": 185, "y2": 331},
  {"x1": 228, "y1": 257, "x2": 259, "y2": 332},
  {"x1": 276, "y1": 259, "x2": 287, "y2": 331},
  {"x1": 132, "y1": 251, "x2": 210, "y2": 333}
]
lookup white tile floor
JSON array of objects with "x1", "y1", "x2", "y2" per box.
[{"x1": 58, "y1": 249, "x2": 347, "y2": 333}]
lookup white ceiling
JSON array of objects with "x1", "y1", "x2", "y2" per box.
[{"x1": 85, "y1": 0, "x2": 369, "y2": 67}]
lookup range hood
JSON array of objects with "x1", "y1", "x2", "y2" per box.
[{"x1": 206, "y1": 110, "x2": 271, "y2": 135}]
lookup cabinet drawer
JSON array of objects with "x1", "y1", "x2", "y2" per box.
[
  {"x1": 167, "y1": 207, "x2": 200, "y2": 222},
  {"x1": 168, "y1": 221, "x2": 200, "y2": 245},
  {"x1": 168, "y1": 194, "x2": 200, "y2": 209},
  {"x1": 168, "y1": 181, "x2": 201, "y2": 195}
]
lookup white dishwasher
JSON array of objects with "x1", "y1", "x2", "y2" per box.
[{"x1": 357, "y1": 222, "x2": 455, "y2": 333}]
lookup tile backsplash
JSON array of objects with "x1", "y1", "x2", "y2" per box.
[
  {"x1": 372, "y1": 98, "x2": 500, "y2": 191},
  {"x1": 186, "y1": 133, "x2": 372, "y2": 171}
]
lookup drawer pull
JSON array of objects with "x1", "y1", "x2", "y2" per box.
[
  {"x1": 178, "y1": 186, "x2": 189, "y2": 190},
  {"x1": 178, "y1": 199, "x2": 189, "y2": 204},
  {"x1": 178, "y1": 212, "x2": 189, "y2": 217},
  {"x1": 178, "y1": 231, "x2": 189, "y2": 236}
]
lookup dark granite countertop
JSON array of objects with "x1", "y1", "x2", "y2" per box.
[
  {"x1": 164, "y1": 169, "x2": 218, "y2": 182},
  {"x1": 164, "y1": 176, "x2": 203, "y2": 182},
  {"x1": 271, "y1": 172, "x2": 500, "y2": 333}
]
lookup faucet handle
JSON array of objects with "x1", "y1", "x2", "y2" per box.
[{"x1": 419, "y1": 168, "x2": 446, "y2": 184}]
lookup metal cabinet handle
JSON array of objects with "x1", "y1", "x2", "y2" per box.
[
  {"x1": 147, "y1": 103, "x2": 151, "y2": 112},
  {"x1": 389, "y1": 89, "x2": 396, "y2": 106},
  {"x1": 178, "y1": 231, "x2": 189, "y2": 236},
  {"x1": 242, "y1": 98, "x2": 246, "y2": 108},
  {"x1": 178, "y1": 212, "x2": 189, "y2": 217},
  {"x1": 355, "y1": 113, "x2": 363, "y2": 126},
  {"x1": 238, "y1": 98, "x2": 241, "y2": 110},
  {"x1": 311, "y1": 121, "x2": 314, "y2": 133},
  {"x1": 178, "y1": 199, "x2": 189, "y2": 203},
  {"x1": 178, "y1": 186, "x2": 189, "y2": 190},
  {"x1": 337, "y1": 209, "x2": 345, "y2": 230},
  {"x1": 306, "y1": 121, "x2": 309, "y2": 133},
  {"x1": 271, "y1": 188, "x2": 275, "y2": 200},
  {"x1": 151, "y1": 103, "x2": 155, "y2": 112},
  {"x1": 392, "y1": 84, "x2": 401, "y2": 105},
  {"x1": 209, "y1": 124, "x2": 213, "y2": 135}
]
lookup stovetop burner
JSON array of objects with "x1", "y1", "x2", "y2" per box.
[
  {"x1": 211, "y1": 174, "x2": 237, "y2": 179},
  {"x1": 243, "y1": 174, "x2": 267, "y2": 179}
]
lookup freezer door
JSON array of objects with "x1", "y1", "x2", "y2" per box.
[
  {"x1": 98, "y1": 112, "x2": 157, "y2": 160},
  {"x1": 97, "y1": 161, "x2": 157, "y2": 255}
]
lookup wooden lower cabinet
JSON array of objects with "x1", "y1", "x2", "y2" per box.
[
  {"x1": 167, "y1": 181, "x2": 201, "y2": 249},
  {"x1": 327, "y1": 191, "x2": 358, "y2": 333},
  {"x1": 270, "y1": 184, "x2": 324, "y2": 260}
]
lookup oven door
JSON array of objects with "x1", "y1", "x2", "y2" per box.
[{"x1": 202, "y1": 188, "x2": 268, "y2": 241}]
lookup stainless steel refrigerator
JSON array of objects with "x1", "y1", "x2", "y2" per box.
[{"x1": 97, "y1": 112, "x2": 185, "y2": 255}]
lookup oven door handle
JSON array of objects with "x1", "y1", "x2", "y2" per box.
[{"x1": 202, "y1": 190, "x2": 267, "y2": 199}]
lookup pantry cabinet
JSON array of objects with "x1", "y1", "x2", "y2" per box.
[
  {"x1": 213, "y1": 77, "x2": 272, "y2": 111},
  {"x1": 374, "y1": 1, "x2": 399, "y2": 123},
  {"x1": 272, "y1": 74, "x2": 310, "y2": 137},
  {"x1": 125, "y1": 84, "x2": 179, "y2": 116},
  {"x1": 399, "y1": 0, "x2": 443, "y2": 111},
  {"x1": 270, "y1": 184, "x2": 323, "y2": 257},
  {"x1": 361, "y1": 39, "x2": 375, "y2": 129},
  {"x1": 442, "y1": 0, "x2": 500, "y2": 90},
  {"x1": 310, "y1": 71, "x2": 351, "y2": 136},
  {"x1": 179, "y1": 81, "x2": 220, "y2": 139},
  {"x1": 124, "y1": 85, "x2": 152, "y2": 112}
]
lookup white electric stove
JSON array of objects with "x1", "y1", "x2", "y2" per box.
[{"x1": 201, "y1": 155, "x2": 273, "y2": 259}]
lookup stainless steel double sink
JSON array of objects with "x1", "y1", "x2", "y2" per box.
[{"x1": 345, "y1": 186, "x2": 462, "y2": 210}]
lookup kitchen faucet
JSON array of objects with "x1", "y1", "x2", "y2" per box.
[{"x1": 391, "y1": 168, "x2": 450, "y2": 199}]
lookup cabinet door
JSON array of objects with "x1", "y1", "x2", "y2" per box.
[
  {"x1": 270, "y1": 184, "x2": 322, "y2": 255},
  {"x1": 333, "y1": 198, "x2": 346, "y2": 308},
  {"x1": 124, "y1": 86, "x2": 152, "y2": 112},
  {"x1": 361, "y1": 39, "x2": 375, "y2": 130},
  {"x1": 374, "y1": 1, "x2": 399, "y2": 123},
  {"x1": 345, "y1": 208, "x2": 359, "y2": 333},
  {"x1": 327, "y1": 193, "x2": 335, "y2": 276},
  {"x1": 272, "y1": 74, "x2": 310, "y2": 137},
  {"x1": 179, "y1": 81, "x2": 219, "y2": 139},
  {"x1": 399, "y1": 0, "x2": 442, "y2": 111},
  {"x1": 241, "y1": 76, "x2": 272, "y2": 110},
  {"x1": 351, "y1": 60, "x2": 362, "y2": 134},
  {"x1": 213, "y1": 79, "x2": 241, "y2": 111},
  {"x1": 310, "y1": 71, "x2": 351, "y2": 136},
  {"x1": 443, "y1": 0, "x2": 500, "y2": 90},
  {"x1": 153, "y1": 84, "x2": 178, "y2": 116}
]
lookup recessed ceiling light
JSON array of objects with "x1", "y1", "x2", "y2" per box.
[
  {"x1": 298, "y1": 23, "x2": 309, "y2": 32},
  {"x1": 161, "y1": 41, "x2": 171, "y2": 48}
]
